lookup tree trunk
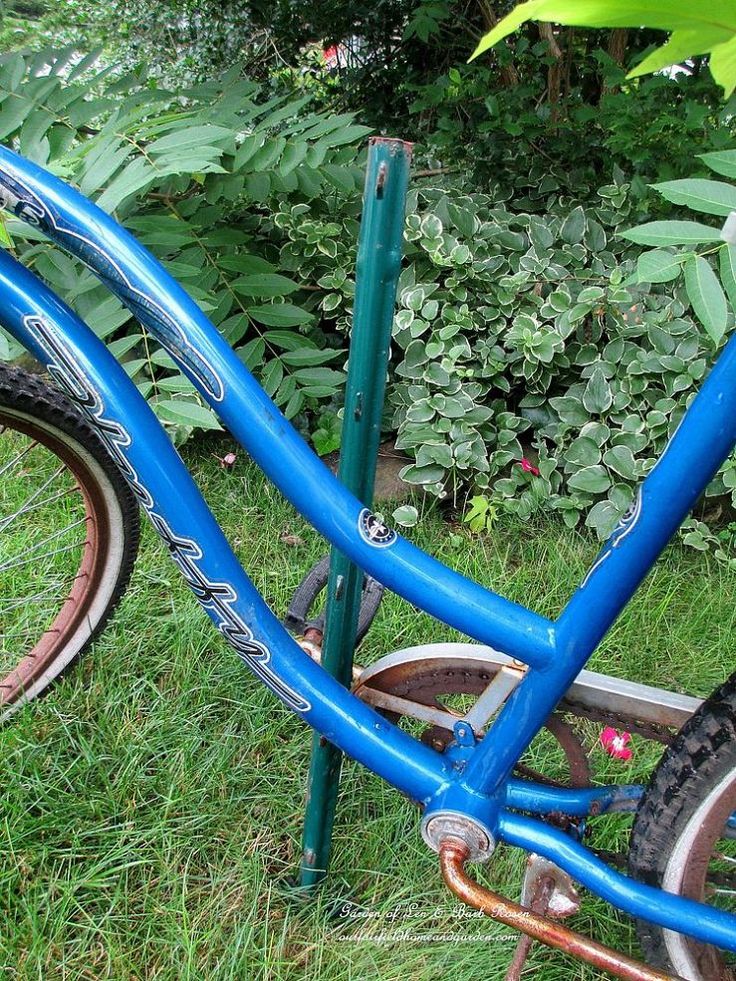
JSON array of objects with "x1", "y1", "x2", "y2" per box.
[
  {"x1": 477, "y1": 0, "x2": 520, "y2": 87},
  {"x1": 602, "y1": 28, "x2": 629, "y2": 95},
  {"x1": 607, "y1": 28, "x2": 629, "y2": 65},
  {"x1": 538, "y1": 22, "x2": 564, "y2": 121},
  {"x1": 563, "y1": 27, "x2": 574, "y2": 100}
]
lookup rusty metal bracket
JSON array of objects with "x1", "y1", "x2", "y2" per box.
[
  {"x1": 439, "y1": 837, "x2": 682, "y2": 981},
  {"x1": 505, "y1": 853, "x2": 581, "y2": 980}
]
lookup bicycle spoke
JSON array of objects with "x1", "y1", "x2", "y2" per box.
[
  {"x1": 0, "y1": 466, "x2": 74, "y2": 532},
  {"x1": 3, "y1": 626, "x2": 61, "y2": 643},
  {"x1": 0, "y1": 437, "x2": 38, "y2": 478},
  {"x1": 0, "y1": 572, "x2": 85, "y2": 611},
  {"x1": 714, "y1": 852, "x2": 736, "y2": 866},
  {"x1": 0, "y1": 536, "x2": 87, "y2": 575}
]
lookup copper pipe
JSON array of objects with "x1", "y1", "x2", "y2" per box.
[{"x1": 439, "y1": 838, "x2": 681, "y2": 981}]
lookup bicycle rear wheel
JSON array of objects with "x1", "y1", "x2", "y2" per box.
[
  {"x1": 0, "y1": 363, "x2": 139, "y2": 720},
  {"x1": 629, "y1": 672, "x2": 736, "y2": 980}
]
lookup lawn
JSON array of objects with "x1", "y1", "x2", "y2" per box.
[{"x1": 3, "y1": 439, "x2": 736, "y2": 980}]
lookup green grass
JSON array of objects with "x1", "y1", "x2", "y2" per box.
[
  {"x1": 0, "y1": 427, "x2": 89, "y2": 673},
  {"x1": 3, "y1": 439, "x2": 736, "y2": 980}
]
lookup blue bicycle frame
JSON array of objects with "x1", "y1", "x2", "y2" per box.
[{"x1": 2, "y1": 145, "x2": 736, "y2": 953}]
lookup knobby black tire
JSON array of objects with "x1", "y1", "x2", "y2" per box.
[
  {"x1": 628, "y1": 671, "x2": 736, "y2": 980},
  {"x1": 0, "y1": 363, "x2": 139, "y2": 720}
]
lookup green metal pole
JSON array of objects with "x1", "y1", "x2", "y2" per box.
[{"x1": 298, "y1": 138, "x2": 412, "y2": 887}]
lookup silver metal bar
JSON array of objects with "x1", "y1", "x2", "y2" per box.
[
  {"x1": 357, "y1": 686, "x2": 461, "y2": 730},
  {"x1": 0, "y1": 437, "x2": 38, "y2": 478},
  {"x1": 355, "y1": 643, "x2": 703, "y2": 733},
  {"x1": 0, "y1": 538, "x2": 86, "y2": 574},
  {"x1": 0, "y1": 465, "x2": 68, "y2": 533},
  {"x1": 0, "y1": 572, "x2": 82, "y2": 611},
  {"x1": 462, "y1": 665, "x2": 526, "y2": 735}
]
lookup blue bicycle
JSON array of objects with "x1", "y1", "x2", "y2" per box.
[{"x1": 2, "y1": 142, "x2": 736, "y2": 981}]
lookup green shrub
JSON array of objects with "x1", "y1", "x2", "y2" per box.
[
  {"x1": 0, "y1": 49, "x2": 370, "y2": 438},
  {"x1": 395, "y1": 175, "x2": 726, "y2": 540},
  {"x1": 273, "y1": 161, "x2": 733, "y2": 542},
  {"x1": 2, "y1": 49, "x2": 735, "y2": 552},
  {"x1": 411, "y1": 58, "x2": 735, "y2": 194}
]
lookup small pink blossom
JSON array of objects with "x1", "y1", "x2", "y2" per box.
[
  {"x1": 213, "y1": 451, "x2": 237, "y2": 469},
  {"x1": 599, "y1": 727, "x2": 633, "y2": 761},
  {"x1": 519, "y1": 457, "x2": 540, "y2": 477}
]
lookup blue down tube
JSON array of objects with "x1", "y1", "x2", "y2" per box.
[{"x1": 0, "y1": 245, "x2": 449, "y2": 807}]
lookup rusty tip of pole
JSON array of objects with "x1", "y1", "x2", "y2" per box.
[{"x1": 369, "y1": 136, "x2": 414, "y2": 160}]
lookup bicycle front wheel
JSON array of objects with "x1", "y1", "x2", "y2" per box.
[
  {"x1": 629, "y1": 672, "x2": 736, "y2": 980},
  {"x1": 0, "y1": 364, "x2": 139, "y2": 721}
]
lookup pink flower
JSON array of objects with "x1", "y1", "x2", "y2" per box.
[
  {"x1": 519, "y1": 458, "x2": 540, "y2": 477},
  {"x1": 213, "y1": 451, "x2": 237, "y2": 469},
  {"x1": 599, "y1": 727, "x2": 633, "y2": 761}
]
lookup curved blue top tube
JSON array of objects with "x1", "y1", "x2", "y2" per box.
[{"x1": 0, "y1": 145, "x2": 555, "y2": 668}]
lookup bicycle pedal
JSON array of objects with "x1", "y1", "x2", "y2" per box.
[{"x1": 283, "y1": 553, "x2": 384, "y2": 645}]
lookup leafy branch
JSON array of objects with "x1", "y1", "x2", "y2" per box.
[{"x1": 471, "y1": 1, "x2": 736, "y2": 97}]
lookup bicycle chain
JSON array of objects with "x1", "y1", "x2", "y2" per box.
[{"x1": 558, "y1": 696, "x2": 676, "y2": 745}]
